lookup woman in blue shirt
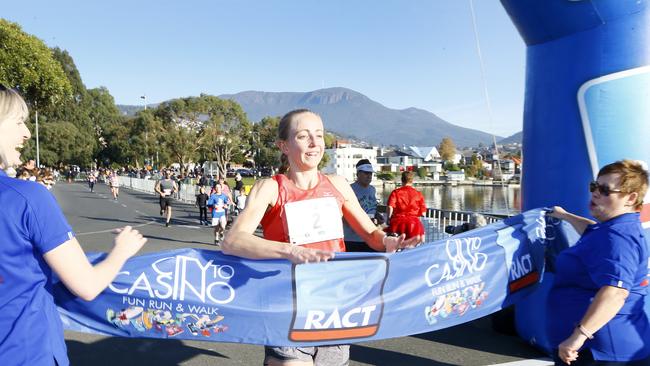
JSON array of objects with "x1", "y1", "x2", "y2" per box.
[
  {"x1": 0, "y1": 86, "x2": 148, "y2": 365},
  {"x1": 548, "y1": 160, "x2": 650, "y2": 365}
]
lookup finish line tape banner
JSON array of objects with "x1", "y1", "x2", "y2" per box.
[{"x1": 54, "y1": 208, "x2": 550, "y2": 346}]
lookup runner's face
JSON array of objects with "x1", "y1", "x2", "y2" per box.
[
  {"x1": 279, "y1": 113, "x2": 325, "y2": 171},
  {"x1": 0, "y1": 113, "x2": 31, "y2": 169}
]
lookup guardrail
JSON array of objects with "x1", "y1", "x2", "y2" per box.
[{"x1": 420, "y1": 208, "x2": 506, "y2": 242}]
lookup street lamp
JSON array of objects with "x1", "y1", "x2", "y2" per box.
[
  {"x1": 34, "y1": 100, "x2": 40, "y2": 168},
  {"x1": 249, "y1": 130, "x2": 260, "y2": 169},
  {"x1": 140, "y1": 95, "x2": 149, "y2": 168}
]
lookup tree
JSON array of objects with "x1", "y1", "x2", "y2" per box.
[
  {"x1": 148, "y1": 95, "x2": 249, "y2": 177},
  {"x1": 0, "y1": 20, "x2": 72, "y2": 109},
  {"x1": 196, "y1": 97, "x2": 250, "y2": 178},
  {"x1": 251, "y1": 116, "x2": 280, "y2": 168},
  {"x1": 463, "y1": 154, "x2": 485, "y2": 178},
  {"x1": 438, "y1": 137, "x2": 456, "y2": 162}
]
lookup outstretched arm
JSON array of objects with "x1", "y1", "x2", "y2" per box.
[
  {"x1": 548, "y1": 206, "x2": 595, "y2": 235},
  {"x1": 43, "y1": 226, "x2": 147, "y2": 301}
]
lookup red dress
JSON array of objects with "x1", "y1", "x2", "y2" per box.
[
  {"x1": 260, "y1": 173, "x2": 346, "y2": 252},
  {"x1": 387, "y1": 185, "x2": 427, "y2": 239}
]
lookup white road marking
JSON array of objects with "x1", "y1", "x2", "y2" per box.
[
  {"x1": 487, "y1": 358, "x2": 553, "y2": 366},
  {"x1": 177, "y1": 225, "x2": 202, "y2": 229},
  {"x1": 121, "y1": 204, "x2": 127, "y2": 208},
  {"x1": 76, "y1": 219, "x2": 157, "y2": 236}
]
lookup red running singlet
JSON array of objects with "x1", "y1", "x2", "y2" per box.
[{"x1": 260, "y1": 173, "x2": 346, "y2": 252}]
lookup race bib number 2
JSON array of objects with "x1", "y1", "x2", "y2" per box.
[{"x1": 285, "y1": 197, "x2": 343, "y2": 245}]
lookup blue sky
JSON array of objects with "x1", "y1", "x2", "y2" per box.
[{"x1": 3, "y1": 0, "x2": 526, "y2": 137}]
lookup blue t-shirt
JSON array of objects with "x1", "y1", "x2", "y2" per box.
[
  {"x1": 547, "y1": 212, "x2": 650, "y2": 361},
  {"x1": 0, "y1": 171, "x2": 75, "y2": 366},
  {"x1": 208, "y1": 193, "x2": 229, "y2": 218},
  {"x1": 342, "y1": 182, "x2": 377, "y2": 242}
]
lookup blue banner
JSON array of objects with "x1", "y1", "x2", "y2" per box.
[{"x1": 54, "y1": 208, "x2": 549, "y2": 346}]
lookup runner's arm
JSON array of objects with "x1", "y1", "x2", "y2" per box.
[
  {"x1": 154, "y1": 181, "x2": 162, "y2": 195},
  {"x1": 221, "y1": 179, "x2": 335, "y2": 263},
  {"x1": 43, "y1": 226, "x2": 147, "y2": 301}
]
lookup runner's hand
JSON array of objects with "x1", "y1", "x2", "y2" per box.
[
  {"x1": 287, "y1": 246, "x2": 335, "y2": 264},
  {"x1": 112, "y1": 226, "x2": 147, "y2": 260},
  {"x1": 384, "y1": 234, "x2": 424, "y2": 253}
]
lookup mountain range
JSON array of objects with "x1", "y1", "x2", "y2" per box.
[{"x1": 119, "y1": 87, "x2": 520, "y2": 147}]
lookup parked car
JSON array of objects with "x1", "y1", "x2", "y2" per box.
[
  {"x1": 236, "y1": 168, "x2": 255, "y2": 177},
  {"x1": 259, "y1": 167, "x2": 273, "y2": 177}
]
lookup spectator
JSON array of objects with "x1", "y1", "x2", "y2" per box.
[
  {"x1": 0, "y1": 85, "x2": 147, "y2": 366},
  {"x1": 548, "y1": 160, "x2": 650, "y2": 365},
  {"x1": 386, "y1": 171, "x2": 427, "y2": 242},
  {"x1": 343, "y1": 158, "x2": 385, "y2": 252}
]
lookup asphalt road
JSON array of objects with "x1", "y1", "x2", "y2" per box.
[{"x1": 53, "y1": 181, "x2": 551, "y2": 366}]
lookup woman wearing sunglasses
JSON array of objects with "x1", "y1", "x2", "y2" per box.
[{"x1": 547, "y1": 160, "x2": 650, "y2": 365}]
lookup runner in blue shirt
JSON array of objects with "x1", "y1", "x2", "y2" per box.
[
  {"x1": 548, "y1": 160, "x2": 650, "y2": 365},
  {"x1": 208, "y1": 183, "x2": 230, "y2": 245},
  {"x1": 0, "y1": 86, "x2": 148, "y2": 366}
]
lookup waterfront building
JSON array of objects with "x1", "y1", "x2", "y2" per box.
[{"x1": 322, "y1": 143, "x2": 377, "y2": 182}]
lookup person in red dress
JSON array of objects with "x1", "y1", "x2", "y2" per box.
[{"x1": 386, "y1": 171, "x2": 427, "y2": 242}]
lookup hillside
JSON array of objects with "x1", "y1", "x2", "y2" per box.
[{"x1": 118, "y1": 87, "x2": 502, "y2": 147}]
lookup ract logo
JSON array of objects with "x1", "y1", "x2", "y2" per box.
[
  {"x1": 303, "y1": 306, "x2": 378, "y2": 330},
  {"x1": 496, "y1": 225, "x2": 539, "y2": 293},
  {"x1": 289, "y1": 257, "x2": 388, "y2": 342}
]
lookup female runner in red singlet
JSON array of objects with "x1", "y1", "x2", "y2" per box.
[{"x1": 222, "y1": 109, "x2": 422, "y2": 366}]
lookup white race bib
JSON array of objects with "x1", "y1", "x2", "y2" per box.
[
  {"x1": 284, "y1": 197, "x2": 343, "y2": 246},
  {"x1": 163, "y1": 189, "x2": 172, "y2": 195}
]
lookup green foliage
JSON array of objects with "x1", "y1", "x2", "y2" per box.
[
  {"x1": 154, "y1": 95, "x2": 251, "y2": 176},
  {"x1": 0, "y1": 20, "x2": 72, "y2": 108},
  {"x1": 324, "y1": 133, "x2": 336, "y2": 149},
  {"x1": 445, "y1": 162, "x2": 460, "y2": 171},
  {"x1": 376, "y1": 171, "x2": 395, "y2": 181},
  {"x1": 417, "y1": 167, "x2": 427, "y2": 179},
  {"x1": 462, "y1": 154, "x2": 485, "y2": 178},
  {"x1": 38, "y1": 121, "x2": 94, "y2": 167},
  {"x1": 251, "y1": 116, "x2": 280, "y2": 169}
]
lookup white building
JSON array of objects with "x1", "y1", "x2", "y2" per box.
[{"x1": 322, "y1": 146, "x2": 378, "y2": 182}]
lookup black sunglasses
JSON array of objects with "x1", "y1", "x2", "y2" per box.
[{"x1": 589, "y1": 181, "x2": 624, "y2": 196}]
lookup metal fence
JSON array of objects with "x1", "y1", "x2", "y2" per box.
[
  {"x1": 117, "y1": 176, "x2": 203, "y2": 205},
  {"x1": 420, "y1": 208, "x2": 506, "y2": 242}
]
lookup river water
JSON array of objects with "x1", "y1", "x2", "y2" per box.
[{"x1": 376, "y1": 184, "x2": 521, "y2": 216}]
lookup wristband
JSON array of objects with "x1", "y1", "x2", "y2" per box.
[{"x1": 577, "y1": 324, "x2": 594, "y2": 339}]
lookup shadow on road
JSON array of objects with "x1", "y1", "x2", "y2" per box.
[
  {"x1": 350, "y1": 343, "x2": 458, "y2": 365},
  {"x1": 144, "y1": 234, "x2": 214, "y2": 246},
  {"x1": 66, "y1": 338, "x2": 227, "y2": 365},
  {"x1": 411, "y1": 317, "x2": 546, "y2": 359}
]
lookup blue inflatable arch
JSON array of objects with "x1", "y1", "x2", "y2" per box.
[{"x1": 500, "y1": 0, "x2": 650, "y2": 352}]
